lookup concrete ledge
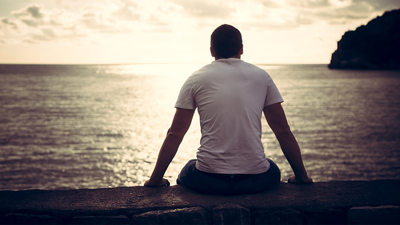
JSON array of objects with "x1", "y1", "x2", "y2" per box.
[{"x1": 0, "y1": 180, "x2": 399, "y2": 224}]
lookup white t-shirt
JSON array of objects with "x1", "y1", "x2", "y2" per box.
[{"x1": 175, "y1": 58, "x2": 283, "y2": 174}]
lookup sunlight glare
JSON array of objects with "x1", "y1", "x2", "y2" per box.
[{"x1": 102, "y1": 63, "x2": 203, "y2": 77}]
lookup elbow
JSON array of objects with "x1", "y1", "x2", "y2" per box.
[{"x1": 166, "y1": 128, "x2": 185, "y2": 140}]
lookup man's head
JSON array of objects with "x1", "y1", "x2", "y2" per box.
[{"x1": 210, "y1": 24, "x2": 243, "y2": 59}]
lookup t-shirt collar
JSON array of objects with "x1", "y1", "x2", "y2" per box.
[{"x1": 213, "y1": 58, "x2": 242, "y2": 65}]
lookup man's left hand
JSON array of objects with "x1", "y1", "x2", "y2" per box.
[
  {"x1": 144, "y1": 178, "x2": 170, "y2": 187},
  {"x1": 288, "y1": 175, "x2": 313, "y2": 184}
]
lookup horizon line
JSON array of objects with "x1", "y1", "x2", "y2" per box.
[{"x1": 0, "y1": 62, "x2": 330, "y2": 66}]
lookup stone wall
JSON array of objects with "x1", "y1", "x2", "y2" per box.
[{"x1": 1, "y1": 180, "x2": 399, "y2": 224}]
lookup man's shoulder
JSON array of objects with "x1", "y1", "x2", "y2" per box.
[
  {"x1": 238, "y1": 61, "x2": 271, "y2": 79},
  {"x1": 240, "y1": 60, "x2": 266, "y2": 71},
  {"x1": 189, "y1": 62, "x2": 220, "y2": 79}
]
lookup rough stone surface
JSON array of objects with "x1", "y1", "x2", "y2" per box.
[
  {"x1": 253, "y1": 208, "x2": 303, "y2": 225},
  {"x1": 303, "y1": 209, "x2": 347, "y2": 225},
  {"x1": 328, "y1": 8, "x2": 400, "y2": 70},
  {"x1": 4, "y1": 213, "x2": 62, "y2": 225},
  {"x1": 1, "y1": 180, "x2": 399, "y2": 214},
  {"x1": 69, "y1": 215, "x2": 130, "y2": 225},
  {"x1": 348, "y1": 205, "x2": 400, "y2": 224},
  {"x1": 132, "y1": 207, "x2": 208, "y2": 225},
  {"x1": 212, "y1": 204, "x2": 250, "y2": 225},
  {"x1": 0, "y1": 180, "x2": 399, "y2": 224}
]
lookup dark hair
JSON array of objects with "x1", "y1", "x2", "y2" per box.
[{"x1": 211, "y1": 24, "x2": 242, "y2": 58}]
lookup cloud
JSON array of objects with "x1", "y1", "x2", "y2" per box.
[
  {"x1": 1, "y1": 0, "x2": 399, "y2": 45},
  {"x1": 12, "y1": 4, "x2": 44, "y2": 19},
  {"x1": 113, "y1": 0, "x2": 141, "y2": 21},
  {"x1": 354, "y1": 0, "x2": 400, "y2": 12},
  {"x1": 173, "y1": 0, "x2": 396, "y2": 31},
  {"x1": 170, "y1": 0, "x2": 233, "y2": 19},
  {"x1": 245, "y1": 0, "x2": 400, "y2": 28},
  {"x1": 1, "y1": 17, "x2": 18, "y2": 30},
  {"x1": 112, "y1": 0, "x2": 180, "y2": 32},
  {"x1": 12, "y1": 4, "x2": 44, "y2": 27},
  {"x1": 1, "y1": 2, "x2": 137, "y2": 44},
  {"x1": 261, "y1": 0, "x2": 284, "y2": 8},
  {"x1": 7, "y1": 4, "x2": 86, "y2": 43}
]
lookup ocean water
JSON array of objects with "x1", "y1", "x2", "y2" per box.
[{"x1": 0, "y1": 63, "x2": 399, "y2": 191}]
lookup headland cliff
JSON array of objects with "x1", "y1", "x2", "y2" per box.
[{"x1": 328, "y1": 9, "x2": 400, "y2": 70}]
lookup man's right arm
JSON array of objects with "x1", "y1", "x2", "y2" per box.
[
  {"x1": 263, "y1": 103, "x2": 312, "y2": 184},
  {"x1": 144, "y1": 108, "x2": 195, "y2": 187}
]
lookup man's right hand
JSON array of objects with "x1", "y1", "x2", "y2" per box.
[{"x1": 288, "y1": 175, "x2": 313, "y2": 184}]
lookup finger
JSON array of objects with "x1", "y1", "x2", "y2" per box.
[
  {"x1": 162, "y1": 179, "x2": 170, "y2": 186},
  {"x1": 287, "y1": 176, "x2": 297, "y2": 183}
]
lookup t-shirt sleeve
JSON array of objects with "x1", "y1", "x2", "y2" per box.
[
  {"x1": 264, "y1": 79, "x2": 284, "y2": 107},
  {"x1": 174, "y1": 77, "x2": 197, "y2": 110}
]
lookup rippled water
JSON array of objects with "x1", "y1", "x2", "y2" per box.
[{"x1": 0, "y1": 63, "x2": 399, "y2": 191}]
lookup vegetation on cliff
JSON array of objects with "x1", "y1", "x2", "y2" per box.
[{"x1": 328, "y1": 9, "x2": 400, "y2": 70}]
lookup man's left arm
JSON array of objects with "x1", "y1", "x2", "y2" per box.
[{"x1": 144, "y1": 108, "x2": 195, "y2": 187}]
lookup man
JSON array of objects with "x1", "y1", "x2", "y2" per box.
[{"x1": 144, "y1": 24, "x2": 312, "y2": 195}]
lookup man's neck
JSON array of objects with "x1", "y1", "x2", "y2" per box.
[{"x1": 214, "y1": 55, "x2": 241, "y2": 60}]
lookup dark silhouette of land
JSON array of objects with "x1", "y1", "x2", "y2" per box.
[{"x1": 329, "y1": 9, "x2": 400, "y2": 70}]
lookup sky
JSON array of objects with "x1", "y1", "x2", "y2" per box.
[{"x1": 0, "y1": 0, "x2": 399, "y2": 64}]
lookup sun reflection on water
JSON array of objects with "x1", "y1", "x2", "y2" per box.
[{"x1": 91, "y1": 63, "x2": 204, "y2": 186}]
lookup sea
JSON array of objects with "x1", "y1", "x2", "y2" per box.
[{"x1": 0, "y1": 63, "x2": 399, "y2": 191}]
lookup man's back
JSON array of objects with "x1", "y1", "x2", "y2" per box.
[{"x1": 175, "y1": 58, "x2": 283, "y2": 174}]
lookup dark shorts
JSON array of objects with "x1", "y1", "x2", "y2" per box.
[{"x1": 177, "y1": 159, "x2": 281, "y2": 195}]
